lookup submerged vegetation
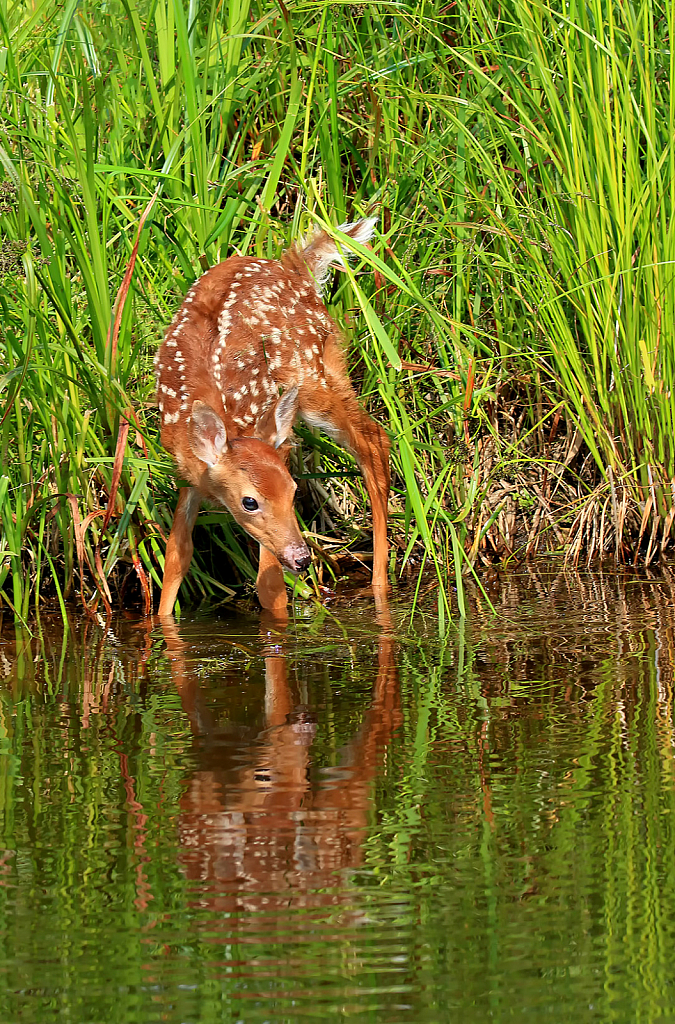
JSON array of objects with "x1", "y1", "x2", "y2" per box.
[{"x1": 0, "y1": 0, "x2": 672, "y2": 619}]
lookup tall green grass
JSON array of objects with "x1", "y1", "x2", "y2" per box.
[
  {"x1": 0, "y1": 0, "x2": 478, "y2": 619},
  {"x1": 449, "y1": 0, "x2": 675, "y2": 560},
  {"x1": 0, "y1": 0, "x2": 673, "y2": 620}
]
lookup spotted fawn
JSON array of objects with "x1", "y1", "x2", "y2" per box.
[{"x1": 155, "y1": 219, "x2": 390, "y2": 617}]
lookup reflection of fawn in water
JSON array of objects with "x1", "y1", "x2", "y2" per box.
[{"x1": 161, "y1": 612, "x2": 400, "y2": 918}]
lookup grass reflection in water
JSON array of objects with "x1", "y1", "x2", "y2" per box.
[{"x1": 0, "y1": 567, "x2": 674, "y2": 1022}]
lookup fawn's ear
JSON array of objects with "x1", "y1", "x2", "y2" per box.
[
  {"x1": 255, "y1": 385, "x2": 299, "y2": 448},
  {"x1": 188, "y1": 401, "x2": 228, "y2": 466}
]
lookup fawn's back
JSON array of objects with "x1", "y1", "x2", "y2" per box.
[{"x1": 154, "y1": 222, "x2": 377, "y2": 481}]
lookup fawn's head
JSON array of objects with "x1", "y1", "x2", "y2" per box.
[{"x1": 187, "y1": 388, "x2": 310, "y2": 573}]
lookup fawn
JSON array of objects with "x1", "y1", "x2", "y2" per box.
[{"x1": 155, "y1": 219, "x2": 390, "y2": 617}]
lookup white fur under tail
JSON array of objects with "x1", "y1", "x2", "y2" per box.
[{"x1": 299, "y1": 217, "x2": 377, "y2": 292}]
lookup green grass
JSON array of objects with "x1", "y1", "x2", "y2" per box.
[
  {"x1": 0, "y1": 0, "x2": 673, "y2": 621},
  {"x1": 449, "y1": 0, "x2": 675, "y2": 560}
]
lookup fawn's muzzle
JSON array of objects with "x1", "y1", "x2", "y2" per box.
[{"x1": 281, "y1": 543, "x2": 311, "y2": 573}]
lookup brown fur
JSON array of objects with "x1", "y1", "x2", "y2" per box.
[{"x1": 156, "y1": 220, "x2": 390, "y2": 617}]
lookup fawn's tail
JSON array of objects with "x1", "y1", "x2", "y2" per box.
[{"x1": 295, "y1": 217, "x2": 377, "y2": 289}]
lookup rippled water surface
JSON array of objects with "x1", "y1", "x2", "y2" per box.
[{"x1": 2, "y1": 568, "x2": 675, "y2": 1022}]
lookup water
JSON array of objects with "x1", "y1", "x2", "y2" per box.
[{"x1": 1, "y1": 567, "x2": 675, "y2": 1022}]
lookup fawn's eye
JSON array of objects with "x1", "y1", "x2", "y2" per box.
[{"x1": 241, "y1": 496, "x2": 259, "y2": 512}]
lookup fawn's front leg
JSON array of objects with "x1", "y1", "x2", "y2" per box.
[
  {"x1": 257, "y1": 545, "x2": 290, "y2": 619},
  {"x1": 158, "y1": 487, "x2": 202, "y2": 617}
]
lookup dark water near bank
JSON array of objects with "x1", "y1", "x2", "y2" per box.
[{"x1": 2, "y1": 568, "x2": 675, "y2": 1022}]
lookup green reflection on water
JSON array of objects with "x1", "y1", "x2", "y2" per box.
[{"x1": 0, "y1": 569, "x2": 674, "y2": 1022}]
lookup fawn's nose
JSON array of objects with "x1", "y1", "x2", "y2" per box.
[
  {"x1": 295, "y1": 548, "x2": 311, "y2": 572},
  {"x1": 282, "y1": 542, "x2": 311, "y2": 573}
]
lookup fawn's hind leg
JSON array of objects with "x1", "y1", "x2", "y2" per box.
[{"x1": 302, "y1": 392, "x2": 390, "y2": 598}]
